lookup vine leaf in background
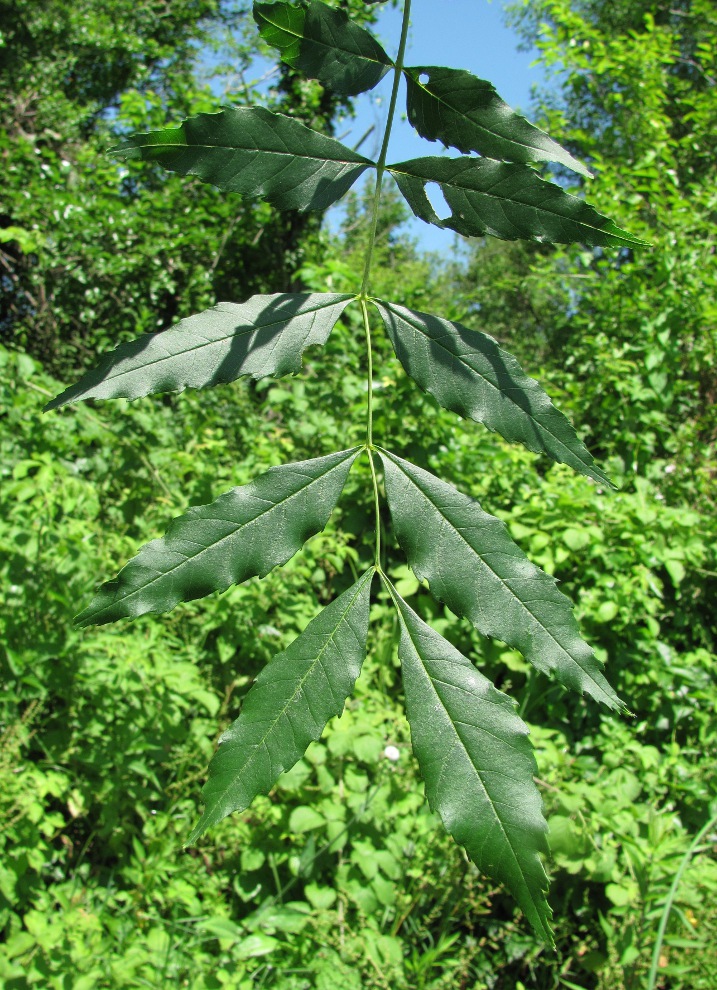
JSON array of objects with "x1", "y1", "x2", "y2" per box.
[
  {"x1": 255, "y1": 0, "x2": 393, "y2": 95},
  {"x1": 46, "y1": 293, "x2": 353, "y2": 407},
  {"x1": 188, "y1": 569, "x2": 374, "y2": 843},
  {"x1": 77, "y1": 448, "x2": 361, "y2": 626},
  {"x1": 392, "y1": 590, "x2": 553, "y2": 944},
  {"x1": 112, "y1": 106, "x2": 373, "y2": 211},
  {"x1": 404, "y1": 65, "x2": 592, "y2": 176},
  {"x1": 373, "y1": 299, "x2": 613, "y2": 487}
]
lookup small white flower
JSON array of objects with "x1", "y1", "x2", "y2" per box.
[
  {"x1": 664, "y1": 464, "x2": 676, "y2": 474},
  {"x1": 383, "y1": 745, "x2": 400, "y2": 762}
]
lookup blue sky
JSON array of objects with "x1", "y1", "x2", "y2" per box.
[{"x1": 331, "y1": 0, "x2": 545, "y2": 251}]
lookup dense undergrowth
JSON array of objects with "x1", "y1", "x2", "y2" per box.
[
  {"x1": 2, "y1": 0, "x2": 717, "y2": 984},
  {"x1": 2, "y1": 288, "x2": 716, "y2": 986}
]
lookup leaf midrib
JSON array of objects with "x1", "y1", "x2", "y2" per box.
[
  {"x1": 408, "y1": 71, "x2": 552, "y2": 162},
  {"x1": 96, "y1": 296, "x2": 351, "y2": 388},
  {"x1": 90, "y1": 449, "x2": 358, "y2": 616},
  {"x1": 388, "y1": 161, "x2": 613, "y2": 239},
  {"x1": 213, "y1": 571, "x2": 370, "y2": 793},
  {"x1": 259, "y1": 7, "x2": 390, "y2": 69},
  {"x1": 400, "y1": 613, "x2": 547, "y2": 928},
  {"x1": 378, "y1": 302, "x2": 598, "y2": 477},
  {"x1": 384, "y1": 452, "x2": 617, "y2": 706},
  {"x1": 133, "y1": 139, "x2": 367, "y2": 167}
]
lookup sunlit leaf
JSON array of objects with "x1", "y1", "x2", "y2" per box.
[
  {"x1": 77, "y1": 448, "x2": 361, "y2": 626},
  {"x1": 46, "y1": 293, "x2": 353, "y2": 408},
  {"x1": 255, "y1": 0, "x2": 392, "y2": 95},
  {"x1": 388, "y1": 156, "x2": 648, "y2": 246},
  {"x1": 187, "y1": 569, "x2": 373, "y2": 842},
  {"x1": 379, "y1": 449, "x2": 625, "y2": 710},
  {"x1": 373, "y1": 299, "x2": 613, "y2": 487},
  {"x1": 393, "y1": 590, "x2": 553, "y2": 943},
  {"x1": 112, "y1": 106, "x2": 372, "y2": 211},
  {"x1": 404, "y1": 66, "x2": 591, "y2": 176}
]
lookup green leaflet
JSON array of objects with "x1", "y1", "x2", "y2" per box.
[
  {"x1": 378, "y1": 449, "x2": 625, "y2": 711},
  {"x1": 373, "y1": 299, "x2": 613, "y2": 488},
  {"x1": 46, "y1": 293, "x2": 353, "y2": 409},
  {"x1": 404, "y1": 65, "x2": 591, "y2": 177},
  {"x1": 111, "y1": 106, "x2": 372, "y2": 211},
  {"x1": 255, "y1": 0, "x2": 392, "y2": 96},
  {"x1": 77, "y1": 448, "x2": 361, "y2": 626},
  {"x1": 392, "y1": 591, "x2": 552, "y2": 944},
  {"x1": 187, "y1": 570, "x2": 374, "y2": 844},
  {"x1": 388, "y1": 156, "x2": 648, "y2": 246}
]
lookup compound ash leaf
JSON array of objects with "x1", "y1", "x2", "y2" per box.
[
  {"x1": 46, "y1": 293, "x2": 354, "y2": 409},
  {"x1": 378, "y1": 450, "x2": 625, "y2": 711},
  {"x1": 77, "y1": 448, "x2": 361, "y2": 626},
  {"x1": 187, "y1": 569, "x2": 374, "y2": 843},
  {"x1": 388, "y1": 156, "x2": 648, "y2": 247},
  {"x1": 404, "y1": 65, "x2": 591, "y2": 177},
  {"x1": 111, "y1": 106, "x2": 372, "y2": 211},
  {"x1": 373, "y1": 299, "x2": 613, "y2": 488},
  {"x1": 392, "y1": 590, "x2": 553, "y2": 944},
  {"x1": 255, "y1": 0, "x2": 392, "y2": 96}
]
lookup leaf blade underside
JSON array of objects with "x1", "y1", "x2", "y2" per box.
[
  {"x1": 404, "y1": 65, "x2": 591, "y2": 177},
  {"x1": 46, "y1": 293, "x2": 354, "y2": 409},
  {"x1": 255, "y1": 0, "x2": 392, "y2": 95},
  {"x1": 393, "y1": 591, "x2": 552, "y2": 943},
  {"x1": 77, "y1": 448, "x2": 361, "y2": 626},
  {"x1": 388, "y1": 156, "x2": 648, "y2": 247},
  {"x1": 378, "y1": 450, "x2": 624, "y2": 711},
  {"x1": 111, "y1": 106, "x2": 372, "y2": 211},
  {"x1": 373, "y1": 299, "x2": 612, "y2": 488},
  {"x1": 187, "y1": 569, "x2": 374, "y2": 844}
]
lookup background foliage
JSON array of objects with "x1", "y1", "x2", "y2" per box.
[{"x1": 1, "y1": 0, "x2": 715, "y2": 987}]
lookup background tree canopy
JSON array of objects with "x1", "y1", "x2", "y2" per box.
[{"x1": 1, "y1": 0, "x2": 715, "y2": 987}]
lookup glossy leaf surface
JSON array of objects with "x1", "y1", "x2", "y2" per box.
[
  {"x1": 373, "y1": 299, "x2": 612, "y2": 487},
  {"x1": 388, "y1": 156, "x2": 647, "y2": 246},
  {"x1": 112, "y1": 107, "x2": 372, "y2": 211},
  {"x1": 394, "y1": 592, "x2": 552, "y2": 943},
  {"x1": 379, "y1": 450, "x2": 624, "y2": 710},
  {"x1": 46, "y1": 293, "x2": 353, "y2": 409},
  {"x1": 255, "y1": 0, "x2": 392, "y2": 95},
  {"x1": 188, "y1": 569, "x2": 373, "y2": 843},
  {"x1": 77, "y1": 448, "x2": 361, "y2": 626},
  {"x1": 404, "y1": 66, "x2": 591, "y2": 177}
]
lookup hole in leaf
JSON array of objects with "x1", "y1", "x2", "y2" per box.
[
  {"x1": 424, "y1": 182, "x2": 451, "y2": 221},
  {"x1": 419, "y1": 72, "x2": 430, "y2": 85}
]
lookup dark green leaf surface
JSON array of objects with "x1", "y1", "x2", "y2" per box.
[
  {"x1": 373, "y1": 299, "x2": 612, "y2": 487},
  {"x1": 379, "y1": 450, "x2": 624, "y2": 711},
  {"x1": 77, "y1": 448, "x2": 361, "y2": 626},
  {"x1": 393, "y1": 591, "x2": 552, "y2": 943},
  {"x1": 111, "y1": 107, "x2": 372, "y2": 211},
  {"x1": 404, "y1": 66, "x2": 591, "y2": 177},
  {"x1": 255, "y1": 0, "x2": 392, "y2": 96},
  {"x1": 46, "y1": 293, "x2": 353, "y2": 409},
  {"x1": 188, "y1": 569, "x2": 373, "y2": 843},
  {"x1": 388, "y1": 157, "x2": 647, "y2": 246}
]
